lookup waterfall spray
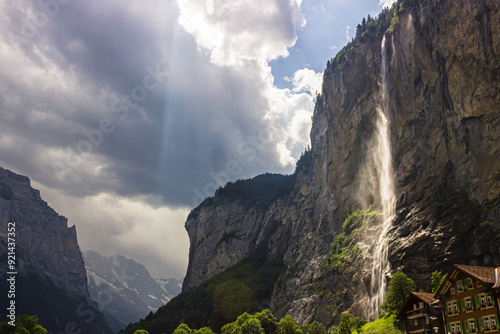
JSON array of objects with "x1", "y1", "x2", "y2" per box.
[{"x1": 365, "y1": 35, "x2": 397, "y2": 319}]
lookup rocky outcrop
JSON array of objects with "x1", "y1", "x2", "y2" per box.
[
  {"x1": 181, "y1": 0, "x2": 500, "y2": 327},
  {"x1": 0, "y1": 167, "x2": 112, "y2": 333}
]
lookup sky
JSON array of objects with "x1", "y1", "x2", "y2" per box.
[{"x1": 0, "y1": 0, "x2": 395, "y2": 279}]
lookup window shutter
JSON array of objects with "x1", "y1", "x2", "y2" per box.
[
  {"x1": 491, "y1": 294, "x2": 496, "y2": 306},
  {"x1": 475, "y1": 295, "x2": 479, "y2": 308},
  {"x1": 471, "y1": 297, "x2": 475, "y2": 310},
  {"x1": 465, "y1": 320, "x2": 469, "y2": 330},
  {"x1": 495, "y1": 315, "x2": 499, "y2": 327},
  {"x1": 474, "y1": 319, "x2": 478, "y2": 331},
  {"x1": 461, "y1": 321, "x2": 465, "y2": 333},
  {"x1": 461, "y1": 299, "x2": 465, "y2": 313},
  {"x1": 479, "y1": 317, "x2": 483, "y2": 329},
  {"x1": 447, "y1": 324, "x2": 450, "y2": 333}
]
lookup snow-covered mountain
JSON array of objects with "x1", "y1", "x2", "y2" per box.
[
  {"x1": 83, "y1": 250, "x2": 182, "y2": 331},
  {"x1": 155, "y1": 277, "x2": 182, "y2": 299}
]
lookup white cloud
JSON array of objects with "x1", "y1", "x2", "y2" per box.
[
  {"x1": 177, "y1": 0, "x2": 319, "y2": 168},
  {"x1": 261, "y1": 68, "x2": 317, "y2": 166},
  {"x1": 177, "y1": 0, "x2": 306, "y2": 66},
  {"x1": 32, "y1": 182, "x2": 190, "y2": 279},
  {"x1": 379, "y1": 0, "x2": 396, "y2": 9},
  {"x1": 345, "y1": 25, "x2": 351, "y2": 42},
  {"x1": 291, "y1": 68, "x2": 322, "y2": 94}
]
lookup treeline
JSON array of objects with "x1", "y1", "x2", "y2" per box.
[
  {"x1": 125, "y1": 263, "x2": 444, "y2": 334},
  {"x1": 199, "y1": 173, "x2": 295, "y2": 210},
  {"x1": 124, "y1": 228, "x2": 284, "y2": 334},
  {"x1": 129, "y1": 309, "x2": 366, "y2": 334},
  {"x1": 324, "y1": 0, "x2": 414, "y2": 74}
]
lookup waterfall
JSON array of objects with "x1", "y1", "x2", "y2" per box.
[{"x1": 365, "y1": 35, "x2": 396, "y2": 319}]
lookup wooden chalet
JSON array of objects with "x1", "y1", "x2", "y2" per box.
[
  {"x1": 434, "y1": 265, "x2": 500, "y2": 334},
  {"x1": 397, "y1": 292, "x2": 445, "y2": 334}
]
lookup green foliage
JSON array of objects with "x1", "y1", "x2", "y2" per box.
[
  {"x1": 430, "y1": 271, "x2": 446, "y2": 294},
  {"x1": 0, "y1": 315, "x2": 48, "y2": 334},
  {"x1": 254, "y1": 309, "x2": 278, "y2": 334},
  {"x1": 387, "y1": 13, "x2": 399, "y2": 33},
  {"x1": 295, "y1": 148, "x2": 313, "y2": 174},
  {"x1": 301, "y1": 321, "x2": 326, "y2": 334},
  {"x1": 0, "y1": 181, "x2": 13, "y2": 200},
  {"x1": 200, "y1": 174, "x2": 295, "y2": 210},
  {"x1": 131, "y1": 308, "x2": 328, "y2": 334},
  {"x1": 277, "y1": 316, "x2": 302, "y2": 334},
  {"x1": 381, "y1": 272, "x2": 416, "y2": 315},
  {"x1": 330, "y1": 313, "x2": 366, "y2": 334},
  {"x1": 360, "y1": 314, "x2": 403, "y2": 334},
  {"x1": 173, "y1": 324, "x2": 193, "y2": 334},
  {"x1": 325, "y1": 1, "x2": 402, "y2": 75},
  {"x1": 194, "y1": 327, "x2": 215, "y2": 334},
  {"x1": 214, "y1": 279, "x2": 252, "y2": 320},
  {"x1": 325, "y1": 208, "x2": 377, "y2": 270},
  {"x1": 221, "y1": 313, "x2": 264, "y2": 334},
  {"x1": 124, "y1": 237, "x2": 284, "y2": 334}
]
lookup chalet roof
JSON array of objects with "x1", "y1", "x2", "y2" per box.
[
  {"x1": 455, "y1": 264, "x2": 496, "y2": 284},
  {"x1": 435, "y1": 264, "x2": 499, "y2": 297},
  {"x1": 412, "y1": 292, "x2": 436, "y2": 304},
  {"x1": 396, "y1": 292, "x2": 440, "y2": 320}
]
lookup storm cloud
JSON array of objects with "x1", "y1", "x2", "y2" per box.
[{"x1": 0, "y1": 0, "x2": 387, "y2": 277}]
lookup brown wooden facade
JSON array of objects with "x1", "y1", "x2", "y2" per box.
[
  {"x1": 435, "y1": 265, "x2": 500, "y2": 334},
  {"x1": 397, "y1": 292, "x2": 445, "y2": 334}
]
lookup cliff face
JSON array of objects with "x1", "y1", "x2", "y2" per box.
[
  {"x1": 182, "y1": 0, "x2": 499, "y2": 327},
  {"x1": 0, "y1": 167, "x2": 112, "y2": 333}
]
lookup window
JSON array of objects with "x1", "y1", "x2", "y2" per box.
[
  {"x1": 450, "y1": 322, "x2": 464, "y2": 333},
  {"x1": 414, "y1": 319, "x2": 417, "y2": 326},
  {"x1": 485, "y1": 317, "x2": 491, "y2": 330},
  {"x1": 451, "y1": 287, "x2": 455, "y2": 295},
  {"x1": 447, "y1": 302, "x2": 454, "y2": 315},
  {"x1": 466, "y1": 278, "x2": 473, "y2": 289},
  {"x1": 491, "y1": 316, "x2": 497, "y2": 329},
  {"x1": 458, "y1": 280, "x2": 464, "y2": 291},
  {"x1": 419, "y1": 302, "x2": 423, "y2": 309},
  {"x1": 465, "y1": 297, "x2": 472, "y2": 311},
  {"x1": 487, "y1": 294, "x2": 493, "y2": 306},
  {"x1": 469, "y1": 319, "x2": 476, "y2": 331},
  {"x1": 453, "y1": 301, "x2": 459, "y2": 313},
  {"x1": 477, "y1": 280, "x2": 482, "y2": 287},
  {"x1": 479, "y1": 316, "x2": 498, "y2": 331},
  {"x1": 481, "y1": 294, "x2": 487, "y2": 305}
]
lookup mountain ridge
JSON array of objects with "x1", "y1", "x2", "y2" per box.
[
  {"x1": 0, "y1": 167, "x2": 113, "y2": 334},
  {"x1": 84, "y1": 250, "x2": 182, "y2": 331}
]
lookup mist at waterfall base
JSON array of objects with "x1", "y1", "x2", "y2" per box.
[{"x1": 357, "y1": 35, "x2": 397, "y2": 320}]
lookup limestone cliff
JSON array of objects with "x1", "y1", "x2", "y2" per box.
[
  {"x1": 0, "y1": 167, "x2": 112, "y2": 333},
  {"x1": 182, "y1": 0, "x2": 499, "y2": 326}
]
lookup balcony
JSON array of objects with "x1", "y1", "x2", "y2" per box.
[
  {"x1": 407, "y1": 322, "x2": 432, "y2": 334},
  {"x1": 407, "y1": 308, "x2": 426, "y2": 319}
]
